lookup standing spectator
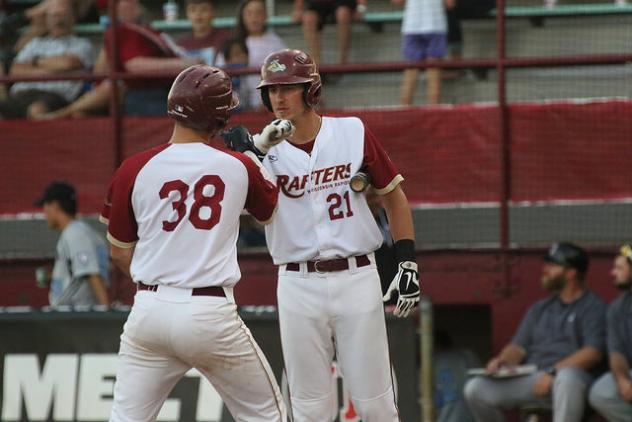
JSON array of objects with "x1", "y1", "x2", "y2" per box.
[
  {"x1": 292, "y1": 0, "x2": 366, "y2": 67},
  {"x1": 35, "y1": 181, "x2": 110, "y2": 307},
  {"x1": 589, "y1": 244, "x2": 632, "y2": 422},
  {"x1": 178, "y1": 0, "x2": 229, "y2": 66},
  {"x1": 392, "y1": 0, "x2": 447, "y2": 105},
  {"x1": 444, "y1": 0, "x2": 494, "y2": 80},
  {"x1": 464, "y1": 242, "x2": 607, "y2": 422},
  {"x1": 0, "y1": 0, "x2": 93, "y2": 119},
  {"x1": 235, "y1": 0, "x2": 286, "y2": 110}
]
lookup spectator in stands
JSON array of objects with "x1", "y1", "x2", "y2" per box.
[
  {"x1": 0, "y1": 0, "x2": 93, "y2": 119},
  {"x1": 178, "y1": 0, "x2": 229, "y2": 66},
  {"x1": 292, "y1": 0, "x2": 366, "y2": 68},
  {"x1": 34, "y1": 181, "x2": 110, "y2": 308},
  {"x1": 393, "y1": 0, "x2": 447, "y2": 105},
  {"x1": 222, "y1": 37, "x2": 249, "y2": 111},
  {"x1": 444, "y1": 0, "x2": 494, "y2": 80},
  {"x1": 10, "y1": 0, "x2": 98, "y2": 58},
  {"x1": 38, "y1": 0, "x2": 201, "y2": 118},
  {"x1": 235, "y1": 0, "x2": 286, "y2": 110},
  {"x1": 588, "y1": 244, "x2": 632, "y2": 422},
  {"x1": 464, "y1": 242, "x2": 607, "y2": 422}
]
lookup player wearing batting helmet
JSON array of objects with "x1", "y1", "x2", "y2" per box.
[
  {"x1": 101, "y1": 65, "x2": 286, "y2": 422},
  {"x1": 223, "y1": 49, "x2": 419, "y2": 421}
]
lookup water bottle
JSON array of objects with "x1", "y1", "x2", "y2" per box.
[{"x1": 163, "y1": 0, "x2": 179, "y2": 22}]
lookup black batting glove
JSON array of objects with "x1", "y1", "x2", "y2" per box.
[{"x1": 221, "y1": 125, "x2": 265, "y2": 161}]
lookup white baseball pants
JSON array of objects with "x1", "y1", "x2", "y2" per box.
[
  {"x1": 109, "y1": 286, "x2": 286, "y2": 422},
  {"x1": 277, "y1": 255, "x2": 400, "y2": 422}
]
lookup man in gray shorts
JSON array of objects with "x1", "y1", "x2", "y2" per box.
[
  {"x1": 35, "y1": 181, "x2": 110, "y2": 307},
  {"x1": 589, "y1": 244, "x2": 632, "y2": 422},
  {"x1": 464, "y1": 242, "x2": 607, "y2": 422}
]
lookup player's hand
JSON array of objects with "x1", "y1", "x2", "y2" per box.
[
  {"x1": 221, "y1": 125, "x2": 266, "y2": 160},
  {"x1": 383, "y1": 261, "x2": 420, "y2": 317},
  {"x1": 253, "y1": 119, "x2": 295, "y2": 154}
]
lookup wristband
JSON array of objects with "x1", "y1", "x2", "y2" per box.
[
  {"x1": 394, "y1": 239, "x2": 416, "y2": 263},
  {"x1": 544, "y1": 366, "x2": 557, "y2": 377}
]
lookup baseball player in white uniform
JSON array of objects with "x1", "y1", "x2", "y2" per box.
[
  {"x1": 222, "y1": 49, "x2": 421, "y2": 422},
  {"x1": 100, "y1": 65, "x2": 288, "y2": 422}
]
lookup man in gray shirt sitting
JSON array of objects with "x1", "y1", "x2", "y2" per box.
[
  {"x1": 589, "y1": 244, "x2": 632, "y2": 422},
  {"x1": 35, "y1": 181, "x2": 110, "y2": 307},
  {"x1": 464, "y1": 242, "x2": 607, "y2": 422}
]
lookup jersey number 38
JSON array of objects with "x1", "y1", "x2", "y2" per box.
[{"x1": 159, "y1": 175, "x2": 225, "y2": 232}]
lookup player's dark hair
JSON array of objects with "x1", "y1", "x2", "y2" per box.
[
  {"x1": 54, "y1": 197, "x2": 77, "y2": 217},
  {"x1": 222, "y1": 36, "x2": 248, "y2": 62},
  {"x1": 235, "y1": 0, "x2": 266, "y2": 41}
]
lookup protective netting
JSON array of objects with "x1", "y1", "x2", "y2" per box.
[{"x1": 1, "y1": 0, "x2": 631, "y2": 293}]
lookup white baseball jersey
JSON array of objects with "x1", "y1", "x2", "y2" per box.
[
  {"x1": 100, "y1": 142, "x2": 277, "y2": 288},
  {"x1": 262, "y1": 116, "x2": 403, "y2": 264}
]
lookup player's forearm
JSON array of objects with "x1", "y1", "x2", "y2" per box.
[
  {"x1": 610, "y1": 352, "x2": 631, "y2": 383},
  {"x1": 88, "y1": 274, "x2": 110, "y2": 307},
  {"x1": 381, "y1": 185, "x2": 415, "y2": 242},
  {"x1": 110, "y1": 245, "x2": 134, "y2": 278},
  {"x1": 554, "y1": 346, "x2": 602, "y2": 371}
]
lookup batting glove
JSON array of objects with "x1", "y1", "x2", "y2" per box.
[
  {"x1": 221, "y1": 125, "x2": 266, "y2": 161},
  {"x1": 383, "y1": 261, "x2": 420, "y2": 318},
  {"x1": 253, "y1": 119, "x2": 295, "y2": 154}
]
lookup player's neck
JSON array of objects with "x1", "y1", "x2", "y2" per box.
[
  {"x1": 289, "y1": 112, "x2": 321, "y2": 145},
  {"x1": 169, "y1": 124, "x2": 208, "y2": 144}
]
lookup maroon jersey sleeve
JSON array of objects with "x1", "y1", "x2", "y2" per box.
[
  {"x1": 227, "y1": 151, "x2": 279, "y2": 224},
  {"x1": 363, "y1": 126, "x2": 404, "y2": 195},
  {"x1": 99, "y1": 144, "x2": 170, "y2": 248}
]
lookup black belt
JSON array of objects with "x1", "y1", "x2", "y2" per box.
[
  {"x1": 137, "y1": 281, "x2": 225, "y2": 297},
  {"x1": 285, "y1": 254, "x2": 371, "y2": 273}
]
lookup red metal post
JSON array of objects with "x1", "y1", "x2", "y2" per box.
[
  {"x1": 496, "y1": 0, "x2": 513, "y2": 301},
  {"x1": 108, "y1": 0, "x2": 123, "y2": 167}
]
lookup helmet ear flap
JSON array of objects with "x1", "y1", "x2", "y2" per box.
[{"x1": 261, "y1": 87, "x2": 273, "y2": 112}]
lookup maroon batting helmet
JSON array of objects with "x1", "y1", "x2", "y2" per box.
[
  {"x1": 167, "y1": 65, "x2": 239, "y2": 135},
  {"x1": 257, "y1": 49, "x2": 321, "y2": 112}
]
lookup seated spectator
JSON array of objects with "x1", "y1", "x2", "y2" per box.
[
  {"x1": 393, "y1": 0, "x2": 447, "y2": 105},
  {"x1": 0, "y1": 0, "x2": 93, "y2": 119},
  {"x1": 235, "y1": 0, "x2": 286, "y2": 110},
  {"x1": 464, "y1": 242, "x2": 607, "y2": 422},
  {"x1": 589, "y1": 244, "x2": 632, "y2": 422},
  {"x1": 39, "y1": 0, "x2": 201, "y2": 118},
  {"x1": 34, "y1": 181, "x2": 110, "y2": 307},
  {"x1": 221, "y1": 37, "x2": 249, "y2": 111},
  {"x1": 292, "y1": 0, "x2": 365, "y2": 67},
  {"x1": 2, "y1": 0, "x2": 98, "y2": 65},
  {"x1": 178, "y1": 0, "x2": 229, "y2": 66}
]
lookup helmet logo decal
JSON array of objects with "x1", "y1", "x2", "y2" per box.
[{"x1": 267, "y1": 59, "x2": 287, "y2": 73}]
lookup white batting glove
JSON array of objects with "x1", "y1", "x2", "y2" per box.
[
  {"x1": 253, "y1": 119, "x2": 295, "y2": 154},
  {"x1": 383, "y1": 261, "x2": 420, "y2": 318}
]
